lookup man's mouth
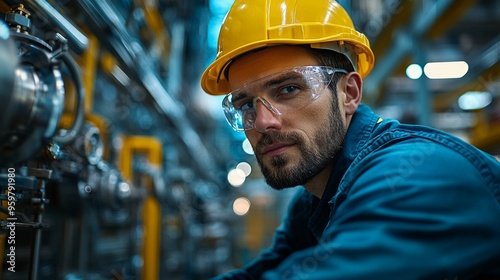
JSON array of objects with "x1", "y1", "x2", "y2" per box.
[{"x1": 260, "y1": 142, "x2": 294, "y2": 157}]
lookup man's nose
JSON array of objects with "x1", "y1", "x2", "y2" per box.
[{"x1": 252, "y1": 97, "x2": 282, "y2": 133}]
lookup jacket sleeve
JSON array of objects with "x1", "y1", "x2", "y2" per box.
[
  {"x1": 211, "y1": 188, "x2": 318, "y2": 280},
  {"x1": 261, "y1": 140, "x2": 500, "y2": 280}
]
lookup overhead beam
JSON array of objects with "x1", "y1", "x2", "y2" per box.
[
  {"x1": 364, "y1": 0, "x2": 473, "y2": 101},
  {"x1": 425, "y1": 0, "x2": 477, "y2": 39},
  {"x1": 363, "y1": 1, "x2": 413, "y2": 105},
  {"x1": 370, "y1": 1, "x2": 413, "y2": 62}
]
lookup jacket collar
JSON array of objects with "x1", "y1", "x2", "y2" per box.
[{"x1": 308, "y1": 104, "x2": 381, "y2": 239}]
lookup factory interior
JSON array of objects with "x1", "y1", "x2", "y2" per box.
[{"x1": 0, "y1": 0, "x2": 499, "y2": 279}]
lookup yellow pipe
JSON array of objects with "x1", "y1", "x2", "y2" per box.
[
  {"x1": 100, "y1": 52, "x2": 116, "y2": 75},
  {"x1": 141, "y1": 196, "x2": 161, "y2": 280},
  {"x1": 74, "y1": 29, "x2": 99, "y2": 113},
  {"x1": 119, "y1": 136, "x2": 162, "y2": 280},
  {"x1": 59, "y1": 28, "x2": 99, "y2": 130},
  {"x1": 138, "y1": 0, "x2": 170, "y2": 61},
  {"x1": 139, "y1": 0, "x2": 164, "y2": 38}
]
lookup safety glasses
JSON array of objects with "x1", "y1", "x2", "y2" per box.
[{"x1": 222, "y1": 66, "x2": 347, "y2": 131}]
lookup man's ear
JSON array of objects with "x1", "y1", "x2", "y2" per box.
[{"x1": 340, "y1": 72, "x2": 363, "y2": 116}]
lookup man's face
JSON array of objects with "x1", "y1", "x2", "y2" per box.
[{"x1": 227, "y1": 46, "x2": 348, "y2": 190}]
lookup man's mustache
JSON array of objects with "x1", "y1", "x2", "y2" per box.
[{"x1": 256, "y1": 131, "x2": 302, "y2": 153}]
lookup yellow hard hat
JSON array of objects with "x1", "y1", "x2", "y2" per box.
[{"x1": 200, "y1": 0, "x2": 375, "y2": 95}]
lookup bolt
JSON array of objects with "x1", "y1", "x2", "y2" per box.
[
  {"x1": 47, "y1": 143, "x2": 61, "y2": 159},
  {"x1": 5, "y1": 4, "x2": 32, "y2": 33},
  {"x1": 12, "y1": 4, "x2": 31, "y2": 18}
]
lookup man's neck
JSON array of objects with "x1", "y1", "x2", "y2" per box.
[{"x1": 304, "y1": 164, "x2": 334, "y2": 199}]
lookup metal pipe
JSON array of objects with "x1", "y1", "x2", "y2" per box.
[
  {"x1": 28, "y1": 180, "x2": 46, "y2": 280},
  {"x1": 26, "y1": 0, "x2": 88, "y2": 53},
  {"x1": 53, "y1": 52, "x2": 85, "y2": 146}
]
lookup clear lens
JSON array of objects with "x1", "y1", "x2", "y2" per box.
[{"x1": 222, "y1": 66, "x2": 347, "y2": 131}]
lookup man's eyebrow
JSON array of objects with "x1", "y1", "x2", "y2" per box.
[
  {"x1": 263, "y1": 72, "x2": 303, "y2": 89},
  {"x1": 231, "y1": 92, "x2": 249, "y2": 104},
  {"x1": 231, "y1": 71, "x2": 303, "y2": 103}
]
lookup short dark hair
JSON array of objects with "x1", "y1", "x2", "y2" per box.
[
  {"x1": 305, "y1": 47, "x2": 355, "y2": 71},
  {"x1": 303, "y1": 46, "x2": 354, "y2": 92}
]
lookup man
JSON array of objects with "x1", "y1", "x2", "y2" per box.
[{"x1": 200, "y1": 0, "x2": 500, "y2": 279}]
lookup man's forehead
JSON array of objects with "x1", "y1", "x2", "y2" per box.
[{"x1": 227, "y1": 46, "x2": 317, "y2": 89}]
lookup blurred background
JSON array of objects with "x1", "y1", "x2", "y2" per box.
[{"x1": 0, "y1": 0, "x2": 498, "y2": 279}]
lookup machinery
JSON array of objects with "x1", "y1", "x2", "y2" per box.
[
  {"x1": 1, "y1": 0, "x2": 498, "y2": 279},
  {"x1": 0, "y1": 1, "x2": 232, "y2": 279}
]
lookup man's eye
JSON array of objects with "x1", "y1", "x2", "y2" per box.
[
  {"x1": 234, "y1": 98, "x2": 253, "y2": 110},
  {"x1": 278, "y1": 85, "x2": 300, "y2": 95},
  {"x1": 240, "y1": 101, "x2": 254, "y2": 111}
]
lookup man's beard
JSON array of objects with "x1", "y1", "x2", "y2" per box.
[{"x1": 255, "y1": 99, "x2": 346, "y2": 190}]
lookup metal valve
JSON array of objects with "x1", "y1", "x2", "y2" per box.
[{"x1": 0, "y1": 5, "x2": 84, "y2": 165}]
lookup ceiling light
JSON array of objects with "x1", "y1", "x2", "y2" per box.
[
  {"x1": 424, "y1": 61, "x2": 468, "y2": 79},
  {"x1": 458, "y1": 91, "x2": 492, "y2": 110},
  {"x1": 406, "y1": 64, "x2": 423, "y2": 79}
]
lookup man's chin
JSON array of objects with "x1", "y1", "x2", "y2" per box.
[
  {"x1": 261, "y1": 165, "x2": 303, "y2": 190},
  {"x1": 256, "y1": 152, "x2": 306, "y2": 189},
  {"x1": 265, "y1": 178, "x2": 298, "y2": 191}
]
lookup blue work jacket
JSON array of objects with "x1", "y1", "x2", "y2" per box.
[{"x1": 214, "y1": 104, "x2": 500, "y2": 280}]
